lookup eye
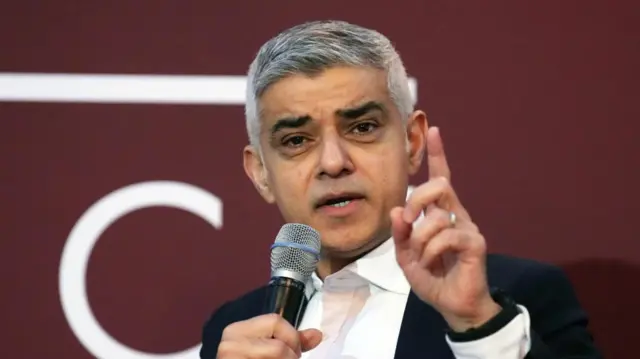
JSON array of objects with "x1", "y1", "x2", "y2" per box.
[
  {"x1": 282, "y1": 135, "x2": 307, "y2": 147},
  {"x1": 351, "y1": 121, "x2": 378, "y2": 135}
]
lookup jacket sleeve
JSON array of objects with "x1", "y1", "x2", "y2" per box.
[
  {"x1": 199, "y1": 301, "x2": 232, "y2": 359},
  {"x1": 446, "y1": 262, "x2": 604, "y2": 359},
  {"x1": 516, "y1": 263, "x2": 603, "y2": 358}
]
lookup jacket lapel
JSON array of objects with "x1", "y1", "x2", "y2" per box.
[{"x1": 394, "y1": 292, "x2": 455, "y2": 359}]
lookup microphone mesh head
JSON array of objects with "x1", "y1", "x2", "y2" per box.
[{"x1": 270, "y1": 223, "x2": 321, "y2": 282}]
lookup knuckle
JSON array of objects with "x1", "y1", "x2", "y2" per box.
[
  {"x1": 270, "y1": 340, "x2": 292, "y2": 357},
  {"x1": 441, "y1": 230, "x2": 456, "y2": 244},
  {"x1": 433, "y1": 210, "x2": 450, "y2": 228},
  {"x1": 264, "y1": 312, "x2": 281, "y2": 322},
  {"x1": 412, "y1": 182, "x2": 430, "y2": 198},
  {"x1": 439, "y1": 178, "x2": 452, "y2": 192},
  {"x1": 424, "y1": 243, "x2": 438, "y2": 257},
  {"x1": 271, "y1": 313, "x2": 294, "y2": 332},
  {"x1": 259, "y1": 313, "x2": 282, "y2": 329},
  {"x1": 409, "y1": 233, "x2": 423, "y2": 246},
  {"x1": 221, "y1": 323, "x2": 238, "y2": 339},
  {"x1": 216, "y1": 341, "x2": 235, "y2": 357},
  {"x1": 472, "y1": 233, "x2": 487, "y2": 250}
]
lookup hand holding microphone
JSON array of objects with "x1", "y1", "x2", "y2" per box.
[
  {"x1": 217, "y1": 224, "x2": 323, "y2": 358},
  {"x1": 217, "y1": 314, "x2": 322, "y2": 359}
]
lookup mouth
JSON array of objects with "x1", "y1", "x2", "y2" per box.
[{"x1": 315, "y1": 193, "x2": 365, "y2": 209}]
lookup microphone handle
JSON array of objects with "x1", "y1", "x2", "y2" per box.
[{"x1": 264, "y1": 276, "x2": 309, "y2": 329}]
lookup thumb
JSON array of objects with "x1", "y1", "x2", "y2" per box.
[
  {"x1": 299, "y1": 328, "x2": 323, "y2": 352},
  {"x1": 390, "y1": 206, "x2": 412, "y2": 245},
  {"x1": 390, "y1": 206, "x2": 414, "y2": 267}
]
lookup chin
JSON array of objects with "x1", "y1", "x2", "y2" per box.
[
  {"x1": 317, "y1": 225, "x2": 387, "y2": 259},
  {"x1": 303, "y1": 202, "x2": 392, "y2": 258}
]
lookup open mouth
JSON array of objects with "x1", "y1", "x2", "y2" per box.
[{"x1": 316, "y1": 194, "x2": 365, "y2": 209}]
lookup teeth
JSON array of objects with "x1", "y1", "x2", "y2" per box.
[{"x1": 330, "y1": 200, "x2": 351, "y2": 208}]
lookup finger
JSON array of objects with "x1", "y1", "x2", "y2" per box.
[
  {"x1": 403, "y1": 177, "x2": 461, "y2": 223},
  {"x1": 252, "y1": 338, "x2": 300, "y2": 359},
  {"x1": 217, "y1": 338, "x2": 298, "y2": 359},
  {"x1": 404, "y1": 177, "x2": 473, "y2": 224},
  {"x1": 217, "y1": 339, "x2": 244, "y2": 359},
  {"x1": 299, "y1": 328, "x2": 323, "y2": 352},
  {"x1": 427, "y1": 127, "x2": 451, "y2": 181},
  {"x1": 391, "y1": 206, "x2": 415, "y2": 267},
  {"x1": 409, "y1": 207, "x2": 452, "y2": 255},
  {"x1": 412, "y1": 207, "x2": 476, "y2": 244},
  {"x1": 419, "y1": 229, "x2": 466, "y2": 269},
  {"x1": 222, "y1": 314, "x2": 301, "y2": 354},
  {"x1": 419, "y1": 229, "x2": 486, "y2": 269},
  {"x1": 391, "y1": 206, "x2": 412, "y2": 242}
]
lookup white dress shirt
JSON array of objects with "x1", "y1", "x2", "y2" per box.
[{"x1": 298, "y1": 238, "x2": 533, "y2": 359}]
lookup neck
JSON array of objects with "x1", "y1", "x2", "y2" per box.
[
  {"x1": 316, "y1": 257, "x2": 354, "y2": 280},
  {"x1": 315, "y1": 234, "x2": 389, "y2": 280}
]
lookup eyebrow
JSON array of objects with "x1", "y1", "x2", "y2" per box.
[
  {"x1": 270, "y1": 115, "x2": 312, "y2": 135},
  {"x1": 269, "y1": 101, "x2": 385, "y2": 136},
  {"x1": 336, "y1": 101, "x2": 385, "y2": 119}
]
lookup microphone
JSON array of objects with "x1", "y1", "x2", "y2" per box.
[{"x1": 264, "y1": 223, "x2": 321, "y2": 329}]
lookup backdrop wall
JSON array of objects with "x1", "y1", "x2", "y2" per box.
[{"x1": 2, "y1": 1, "x2": 638, "y2": 358}]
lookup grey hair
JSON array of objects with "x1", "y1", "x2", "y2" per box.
[{"x1": 244, "y1": 20, "x2": 414, "y2": 150}]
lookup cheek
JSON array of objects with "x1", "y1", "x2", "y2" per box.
[
  {"x1": 270, "y1": 165, "x2": 309, "y2": 204},
  {"x1": 366, "y1": 149, "x2": 410, "y2": 198}
]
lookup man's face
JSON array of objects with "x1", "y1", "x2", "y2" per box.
[{"x1": 244, "y1": 66, "x2": 426, "y2": 259}]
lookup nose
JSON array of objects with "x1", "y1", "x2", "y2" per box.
[{"x1": 317, "y1": 132, "x2": 354, "y2": 179}]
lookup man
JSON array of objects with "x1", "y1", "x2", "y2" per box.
[{"x1": 200, "y1": 20, "x2": 602, "y2": 358}]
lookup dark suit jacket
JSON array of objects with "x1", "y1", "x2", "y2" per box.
[{"x1": 199, "y1": 254, "x2": 602, "y2": 358}]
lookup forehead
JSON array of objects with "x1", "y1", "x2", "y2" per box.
[{"x1": 258, "y1": 66, "x2": 392, "y2": 121}]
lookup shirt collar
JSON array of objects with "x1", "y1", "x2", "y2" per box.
[{"x1": 306, "y1": 237, "x2": 410, "y2": 298}]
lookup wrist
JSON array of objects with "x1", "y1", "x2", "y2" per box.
[
  {"x1": 444, "y1": 294, "x2": 503, "y2": 332},
  {"x1": 445, "y1": 287, "x2": 521, "y2": 343}
]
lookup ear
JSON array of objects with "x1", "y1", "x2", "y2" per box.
[
  {"x1": 243, "y1": 145, "x2": 276, "y2": 203},
  {"x1": 405, "y1": 110, "x2": 428, "y2": 175}
]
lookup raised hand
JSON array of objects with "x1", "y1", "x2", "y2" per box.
[{"x1": 390, "y1": 127, "x2": 501, "y2": 332}]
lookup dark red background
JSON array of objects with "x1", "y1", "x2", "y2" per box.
[{"x1": 1, "y1": 1, "x2": 638, "y2": 358}]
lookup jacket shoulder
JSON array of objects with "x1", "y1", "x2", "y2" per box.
[
  {"x1": 486, "y1": 253, "x2": 564, "y2": 286},
  {"x1": 486, "y1": 253, "x2": 581, "y2": 311},
  {"x1": 486, "y1": 254, "x2": 601, "y2": 356},
  {"x1": 487, "y1": 253, "x2": 560, "y2": 285},
  {"x1": 199, "y1": 285, "x2": 268, "y2": 359}
]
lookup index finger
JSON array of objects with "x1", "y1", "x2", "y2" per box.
[
  {"x1": 427, "y1": 127, "x2": 451, "y2": 181},
  {"x1": 403, "y1": 177, "x2": 471, "y2": 224},
  {"x1": 222, "y1": 313, "x2": 302, "y2": 354},
  {"x1": 403, "y1": 177, "x2": 453, "y2": 223}
]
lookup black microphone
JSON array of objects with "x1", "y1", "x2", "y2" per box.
[{"x1": 263, "y1": 223, "x2": 321, "y2": 329}]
